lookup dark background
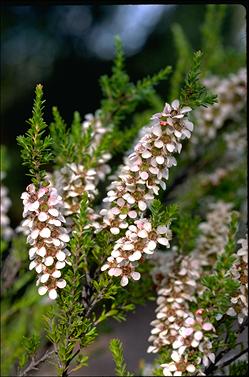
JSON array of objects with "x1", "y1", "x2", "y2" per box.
[{"x1": 1, "y1": 4, "x2": 246, "y2": 224}]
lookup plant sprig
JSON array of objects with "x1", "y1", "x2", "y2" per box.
[{"x1": 17, "y1": 84, "x2": 53, "y2": 186}]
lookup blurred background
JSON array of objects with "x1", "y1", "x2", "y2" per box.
[
  {"x1": 1, "y1": 5, "x2": 246, "y2": 375},
  {"x1": 1, "y1": 4, "x2": 246, "y2": 228}
]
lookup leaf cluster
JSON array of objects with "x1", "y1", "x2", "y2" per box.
[
  {"x1": 172, "y1": 213, "x2": 200, "y2": 254},
  {"x1": 100, "y1": 35, "x2": 172, "y2": 127},
  {"x1": 180, "y1": 51, "x2": 217, "y2": 109},
  {"x1": 229, "y1": 360, "x2": 248, "y2": 376},
  {"x1": 109, "y1": 338, "x2": 134, "y2": 377},
  {"x1": 17, "y1": 84, "x2": 53, "y2": 186},
  {"x1": 150, "y1": 199, "x2": 179, "y2": 228}
]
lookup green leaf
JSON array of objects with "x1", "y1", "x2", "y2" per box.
[
  {"x1": 180, "y1": 51, "x2": 217, "y2": 109},
  {"x1": 109, "y1": 338, "x2": 134, "y2": 376},
  {"x1": 150, "y1": 199, "x2": 179, "y2": 228},
  {"x1": 17, "y1": 84, "x2": 53, "y2": 186}
]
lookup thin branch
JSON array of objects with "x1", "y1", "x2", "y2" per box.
[
  {"x1": 205, "y1": 320, "x2": 248, "y2": 374},
  {"x1": 219, "y1": 347, "x2": 248, "y2": 369},
  {"x1": 19, "y1": 350, "x2": 55, "y2": 377}
]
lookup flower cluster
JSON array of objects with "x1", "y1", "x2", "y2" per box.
[
  {"x1": 52, "y1": 111, "x2": 111, "y2": 217},
  {"x1": 0, "y1": 171, "x2": 13, "y2": 241},
  {"x1": 148, "y1": 201, "x2": 235, "y2": 375},
  {"x1": 160, "y1": 312, "x2": 215, "y2": 376},
  {"x1": 148, "y1": 253, "x2": 216, "y2": 376},
  {"x1": 101, "y1": 100, "x2": 193, "y2": 233},
  {"x1": 147, "y1": 254, "x2": 203, "y2": 354},
  {"x1": 193, "y1": 68, "x2": 246, "y2": 143},
  {"x1": 224, "y1": 128, "x2": 247, "y2": 156},
  {"x1": 226, "y1": 235, "x2": 248, "y2": 324},
  {"x1": 101, "y1": 219, "x2": 172, "y2": 286},
  {"x1": 196, "y1": 201, "x2": 233, "y2": 262},
  {"x1": 150, "y1": 249, "x2": 177, "y2": 289},
  {"x1": 100, "y1": 100, "x2": 194, "y2": 284},
  {"x1": 21, "y1": 183, "x2": 70, "y2": 300}
]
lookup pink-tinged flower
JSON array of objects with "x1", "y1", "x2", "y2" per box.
[
  {"x1": 100, "y1": 99, "x2": 194, "y2": 286},
  {"x1": 1, "y1": 172, "x2": 13, "y2": 240},
  {"x1": 161, "y1": 356, "x2": 196, "y2": 376},
  {"x1": 50, "y1": 110, "x2": 111, "y2": 220},
  {"x1": 192, "y1": 68, "x2": 246, "y2": 145},
  {"x1": 227, "y1": 235, "x2": 248, "y2": 324},
  {"x1": 21, "y1": 182, "x2": 70, "y2": 300}
]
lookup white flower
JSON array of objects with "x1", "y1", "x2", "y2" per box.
[
  {"x1": 21, "y1": 183, "x2": 70, "y2": 299},
  {"x1": 0, "y1": 175, "x2": 13, "y2": 240}
]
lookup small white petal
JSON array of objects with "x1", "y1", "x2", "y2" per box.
[
  {"x1": 52, "y1": 238, "x2": 61, "y2": 247},
  {"x1": 101, "y1": 264, "x2": 109, "y2": 271},
  {"x1": 202, "y1": 322, "x2": 213, "y2": 331},
  {"x1": 172, "y1": 339, "x2": 183, "y2": 349},
  {"x1": 142, "y1": 150, "x2": 152, "y2": 158},
  {"x1": 56, "y1": 261, "x2": 66, "y2": 269},
  {"x1": 128, "y1": 210, "x2": 137, "y2": 219},
  {"x1": 52, "y1": 270, "x2": 61, "y2": 278},
  {"x1": 154, "y1": 140, "x2": 164, "y2": 148},
  {"x1": 138, "y1": 201, "x2": 147, "y2": 211},
  {"x1": 191, "y1": 339, "x2": 199, "y2": 348},
  {"x1": 38, "y1": 212, "x2": 48, "y2": 222},
  {"x1": 138, "y1": 229, "x2": 148, "y2": 238},
  {"x1": 121, "y1": 275, "x2": 129, "y2": 286},
  {"x1": 184, "y1": 120, "x2": 194, "y2": 131},
  {"x1": 111, "y1": 207, "x2": 120, "y2": 215},
  {"x1": 131, "y1": 271, "x2": 140, "y2": 280},
  {"x1": 194, "y1": 331, "x2": 203, "y2": 341},
  {"x1": 109, "y1": 268, "x2": 122, "y2": 277},
  {"x1": 29, "y1": 260, "x2": 37, "y2": 270},
  {"x1": 123, "y1": 243, "x2": 134, "y2": 251},
  {"x1": 58, "y1": 233, "x2": 70, "y2": 242},
  {"x1": 172, "y1": 99, "x2": 180, "y2": 109},
  {"x1": 158, "y1": 237, "x2": 169, "y2": 246},
  {"x1": 129, "y1": 251, "x2": 142, "y2": 261},
  {"x1": 156, "y1": 156, "x2": 164, "y2": 165},
  {"x1": 37, "y1": 246, "x2": 46, "y2": 257},
  {"x1": 28, "y1": 201, "x2": 40, "y2": 211},
  {"x1": 40, "y1": 273, "x2": 50, "y2": 283},
  {"x1": 48, "y1": 289, "x2": 58, "y2": 300},
  {"x1": 35, "y1": 264, "x2": 43, "y2": 274},
  {"x1": 163, "y1": 368, "x2": 172, "y2": 376},
  {"x1": 182, "y1": 129, "x2": 191, "y2": 138},
  {"x1": 40, "y1": 227, "x2": 51, "y2": 238},
  {"x1": 110, "y1": 227, "x2": 120, "y2": 235},
  {"x1": 48, "y1": 219, "x2": 61, "y2": 227},
  {"x1": 48, "y1": 208, "x2": 59, "y2": 217},
  {"x1": 29, "y1": 247, "x2": 37, "y2": 259},
  {"x1": 38, "y1": 286, "x2": 48, "y2": 295},
  {"x1": 186, "y1": 365, "x2": 195, "y2": 373},
  {"x1": 140, "y1": 171, "x2": 149, "y2": 180},
  {"x1": 166, "y1": 143, "x2": 175, "y2": 152},
  {"x1": 171, "y1": 351, "x2": 181, "y2": 363},
  {"x1": 147, "y1": 240, "x2": 157, "y2": 250},
  {"x1": 57, "y1": 279, "x2": 67, "y2": 289},
  {"x1": 45, "y1": 256, "x2": 54, "y2": 266},
  {"x1": 152, "y1": 125, "x2": 162, "y2": 137},
  {"x1": 56, "y1": 251, "x2": 66, "y2": 261},
  {"x1": 31, "y1": 229, "x2": 39, "y2": 239}
]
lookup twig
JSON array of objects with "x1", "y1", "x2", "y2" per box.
[
  {"x1": 205, "y1": 321, "x2": 248, "y2": 374},
  {"x1": 219, "y1": 347, "x2": 248, "y2": 369},
  {"x1": 19, "y1": 349, "x2": 54, "y2": 376}
]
